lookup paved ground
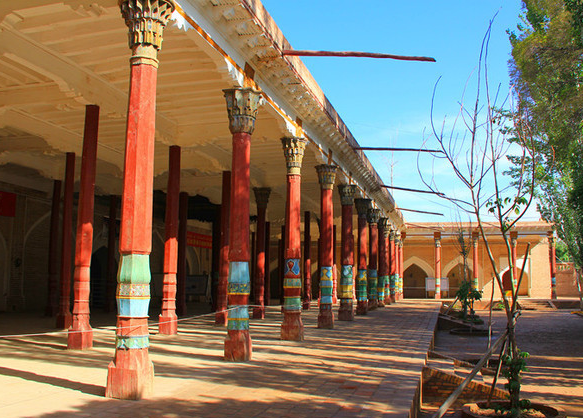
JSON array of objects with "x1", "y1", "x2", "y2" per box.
[
  {"x1": 431, "y1": 308, "x2": 583, "y2": 417},
  {"x1": 0, "y1": 300, "x2": 441, "y2": 418}
]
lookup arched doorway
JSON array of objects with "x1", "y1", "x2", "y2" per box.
[
  {"x1": 502, "y1": 269, "x2": 529, "y2": 296},
  {"x1": 403, "y1": 264, "x2": 429, "y2": 298},
  {"x1": 445, "y1": 262, "x2": 472, "y2": 298},
  {"x1": 90, "y1": 246, "x2": 109, "y2": 310}
]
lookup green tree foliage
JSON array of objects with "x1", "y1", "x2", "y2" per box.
[{"x1": 509, "y1": 0, "x2": 583, "y2": 267}]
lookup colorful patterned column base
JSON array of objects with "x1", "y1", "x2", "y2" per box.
[
  {"x1": 225, "y1": 261, "x2": 252, "y2": 361},
  {"x1": 435, "y1": 277, "x2": 441, "y2": 300},
  {"x1": 106, "y1": 254, "x2": 153, "y2": 400},
  {"x1": 397, "y1": 275, "x2": 403, "y2": 301},
  {"x1": 338, "y1": 264, "x2": 354, "y2": 321},
  {"x1": 367, "y1": 269, "x2": 378, "y2": 310},
  {"x1": 317, "y1": 266, "x2": 334, "y2": 328},
  {"x1": 356, "y1": 269, "x2": 368, "y2": 315},
  {"x1": 378, "y1": 275, "x2": 388, "y2": 308},
  {"x1": 389, "y1": 274, "x2": 397, "y2": 303},
  {"x1": 282, "y1": 258, "x2": 304, "y2": 341}
]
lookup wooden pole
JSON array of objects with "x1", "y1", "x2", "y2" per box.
[
  {"x1": 282, "y1": 50, "x2": 436, "y2": 62},
  {"x1": 432, "y1": 330, "x2": 509, "y2": 418}
]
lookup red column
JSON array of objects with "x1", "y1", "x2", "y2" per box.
[
  {"x1": 264, "y1": 221, "x2": 271, "y2": 306},
  {"x1": 252, "y1": 187, "x2": 271, "y2": 319},
  {"x1": 378, "y1": 218, "x2": 389, "y2": 307},
  {"x1": 303, "y1": 211, "x2": 312, "y2": 310},
  {"x1": 216, "y1": 171, "x2": 231, "y2": 325},
  {"x1": 548, "y1": 231, "x2": 557, "y2": 299},
  {"x1": 106, "y1": 0, "x2": 174, "y2": 400},
  {"x1": 223, "y1": 87, "x2": 262, "y2": 362},
  {"x1": 354, "y1": 198, "x2": 371, "y2": 315},
  {"x1": 399, "y1": 232, "x2": 405, "y2": 300},
  {"x1": 56, "y1": 152, "x2": 75, "y2": 329},
  {"x1": 338, "y1": 184, "x2": 356, "y2": 321},
  {"x1": 434, "y1": 231, "x2": 442, "y2": 300},
  {"x1": 389, "y1": 230, "x2": 396, "y2": 303},
  {"x1": 46, "y1": 180, "x2": 61, "y2": 317},
  {"x1": 333, "y1": 224, "x2": 338, "y2": 304},
  {"x1": 68, "y1": 104, "x2": 100, "y2": 350},
  {"x1": 159, "y1": 146, "x2": 180, "y2": 334},
  {"x1": 367, "y1": 208, "x2": 380, "y2": 310},
  {"x1": 281, "y1": 137, "x2": 307, "y2": 340},
  {"x1": 316, "y1": 164, "x2": 337, "y2": 329},
  {"x1": 510, "y1": 231, "x2": 518, "y2": 295},
  {"x1": 176, "y1": 192, "x2": 188, "y2": 317},
  {"x1": 105, "y1": 196, "x2": 118, "y2": 313},
  {"x1": 472, "y1": 231, "x2": 479, "y2": 291}
]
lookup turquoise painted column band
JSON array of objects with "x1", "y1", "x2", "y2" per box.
[
  {"x1": 356, "y1": 269, "x2": 367, "y2": 301},
  {"x1": 367, "y1": 269, "x2": 377, "y2": 299},
  {"x1": 227, "y1": 305, "x2": 249, "y2": 330},
  {"x1": 390, "y1": 274, "x2": 397, "y2": 296},
  {"x1": 320, "y1": 266, "x2": 333, "y2": 304},
  {"x1": 228, "y1": 261, "x2": 250, "y2": 287},
  {"x1": 116, "y1": 335, "x2": 149, "y2": 349},
  {"x1": 283, "y1": 258, "x2": 302, "y2": 312},
  {"x1": 378, "y1": 275, "x2": 388, "y2": 300},
  {"x1": 339, "y1": 264, "x2": 353, "y2": 299},
  {"x1": 227, "y1": 261, "x2": 250, "y2": 331},
  {"x1": 117, "y1": 253, "x2": 151, "y2": 317}
]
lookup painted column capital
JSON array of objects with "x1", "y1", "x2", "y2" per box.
[
  {"x1": 379, "y1": 218, "x2": 390, "y2": 237},
  {"x1": 223, "y1": 87, "x2": 262, "y2": 135},
  {"x1": 119, "y1": 0, "x2": 175, "y2": 66},
  {"x1": 367, "y1": 208, "x2": 381, "y2": 225},
  {"x1": 281, "y1": 137, "x2": 307, "y2": 175},
  {"x1": 354, "y1": 198, "x2": 372, "y2": 218},
  {"x1": 338, "y1": 184, "x2": 357, "y2": 206},
  {"x1": 253, "y1": 187, "x2": 271, "y2": 208},
  {"x1": 547, "y1": 231, "x2": 555, "y2": 246},
  {"x1": 434, "y1": 231, "x2": 441, "y2": 247},
  {"x1": 389, "y1": 229, "x2": 396, "y2": 240},
  {"x1": 315, "y1": 164, "x2": 337, "y2": 190},
  {"x1": 510, "y1": 230, "x2": 518, "y2": 247}
]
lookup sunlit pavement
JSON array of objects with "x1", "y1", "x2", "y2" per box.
[{"x1": 0, "y1": 300, "x2": 440, "y2": 418}]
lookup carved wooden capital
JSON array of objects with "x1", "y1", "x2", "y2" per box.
[
  {"x1": 354, "y1": 198, "x2": 372, "y2": 218},
  {"x1": 119, "y1": 0, "x2": 175, "y2": 66},
  {"x1": 281, "y1": 137, "x2": 307, "y2": 175},
  {"x1": 253, "y1": 187, "x2": 271, "y2": 208},
  {"x1": 223, "y1": 87, "x2": 262, "y2": 134},
  {"x1": 367, "y1": 208, "x2": 381, "y2": 225},
  {"x1": 379, "y1": 218, "x2": 390, "y2": 237},
  {"x1": 338, "y1": 184, "x2": 357, "y2": 206},
  {"x1": 315, "y1": 164, "x2": 337, "y2": 190}
]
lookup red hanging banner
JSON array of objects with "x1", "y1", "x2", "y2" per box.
[
  {"x1": 0, "y1": 191, "x2": 16, "y2": 217},
  {"x1": 186, "y1": 231, "x2": 212, "y2": 249}
]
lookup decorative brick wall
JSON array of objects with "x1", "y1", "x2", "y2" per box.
[{"x1": 422, "y1": 366, "x2": 508, "y2": 408}]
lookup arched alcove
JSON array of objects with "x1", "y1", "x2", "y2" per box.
[
  {"x1": 403, "y1": 264, "x2": 429, "y2": 298},
  {"x1": 90, "y1": 246, "x2": 110, "y2": 310},
  {"x1": 445, "y1": 262, "x2": 473, "y2": 297}
]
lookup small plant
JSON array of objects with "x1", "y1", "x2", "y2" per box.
[
  {"x1": 492, "y1": 350, "x2": 531, "y2": 417},
  {"x1": 455, "y1": 280, "x2": 483, "y2": 320}
]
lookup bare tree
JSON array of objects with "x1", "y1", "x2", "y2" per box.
[{"x1": 420, "y1": 17, "x2": 538, "y2": 416}]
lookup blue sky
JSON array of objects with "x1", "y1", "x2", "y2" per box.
[{"x1": 260, "y1": 1, "x2": 536, "y2": 224}]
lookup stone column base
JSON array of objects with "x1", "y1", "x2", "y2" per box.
[
  {"x1": 356, "y1": 301, "x2": 368, "y2": 315},
  {"x1": 224, "y1": 329, "x2": 252, "y2": 362},
  {"x1": 105, "y1": 349, "x2": 154, "y2": 400},
  {"x1": 68, "y1": 314, "x2": 93, "y2": 350},
  {"x1": 338, "y1": 300, "x2": 354, "y2": 321},
  {"x1": 56, "y1": 312, "x2": 72, "y2": 330},
  {"x1": 159, "y1": 314, "x2": 178, "y2": 335},
  {"x1": 252, "y1": 306, "x2": 265, "y2": 319},
  {"x1": 317, "y1": 305, "x2": 334, "y2": 329},
  {"x1": 281, "y1": 311, "x2": 304, "y2": 341}
]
